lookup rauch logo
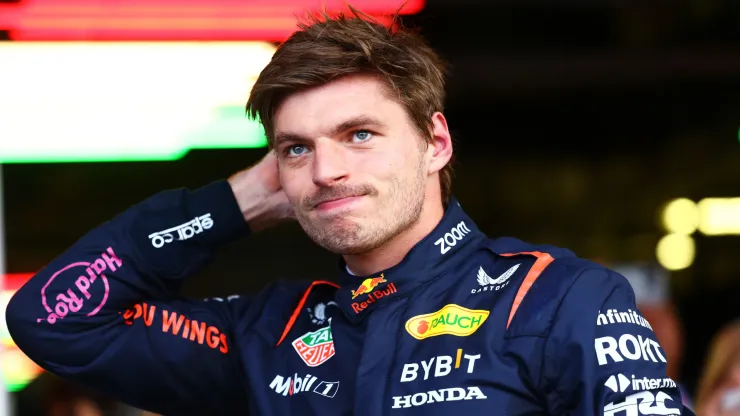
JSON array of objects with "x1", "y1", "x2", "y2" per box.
[{"x1": 405, "y1": 304, "x2": 489, "y2": 340}]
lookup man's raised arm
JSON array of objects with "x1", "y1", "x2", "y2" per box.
[{"x1": 6, "y1": 153, "x2": 291, "y2": 415}]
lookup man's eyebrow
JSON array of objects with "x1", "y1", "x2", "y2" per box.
[
  {"x1": 274, "y1": 115, "x2": 387, "y2": 146},
  {"x1": 273, "y1": 133, "x2": 305, "y2": 147},
  {"x1": 329, "y1": 115, "x2": 387, "y2": 137}
]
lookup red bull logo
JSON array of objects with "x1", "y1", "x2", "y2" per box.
[
  {"x1": 351, "y1": 274, "x2": 387, "y2": 299},
  {"x1": 351, "y1": 284, "x2": 397, "y2": 314}
]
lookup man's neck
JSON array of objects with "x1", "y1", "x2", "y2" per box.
[{"x1": 343, "y1": 199, "x2": 445, "y2": 276}]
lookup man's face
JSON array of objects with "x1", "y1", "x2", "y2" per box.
[{"x1": 273, "y1": 74, "x2": 429, "y2": 255}]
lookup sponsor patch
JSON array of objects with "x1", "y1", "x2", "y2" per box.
[
  {"x1": 405, "y1": 304, "x2": 489, "y2": 340},
  {"x1": 269, "y1": 373, "x2": 339, "y2": 398},
  {"x1": 399, "y1": 349, "x2": 480, "y2": 382},
  {"x1": 605, "y1": 373, "x2": 677, "y2": 393},
  {"x1": 594, "y1": 334, "x2": 666, "y2": 366},
  {"x1": 351, "y1": 274, "x2": 387, "y2": 299},
  {"x1": 307, "y1": 301, "x2": 337, "y2": 325},
  {"x1": 434, "y1": 221, "x2": 471, "y2": 255},
  {"x1": 603, "y1": 391, "x2": 680, "y2": 416},
  {"x1": 148, "y1": 213, "x2": 213, "y2": 248},
  {"x1": 351, "y1": 282, "x2": 397, "y2": 314},
  {"x1": 392, "y1": 387, "x2": 487, "y2": 409},
  {"x1": 471, "y1": 264, "x2": 519, "y2": 295},
  {"x1": 121, "y1": 302, "x2": 229, "y2": 354},
  {"x1": 37, "y1": 247, "x2": 120, "y2": 325},
  {"x1": 597, "y1": 309, "x2": 653, "y2": 331},
  {"x1": 292, "y1": 325, "x2": 335, "y2": 367}
]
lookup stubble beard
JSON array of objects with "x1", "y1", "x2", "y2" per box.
[{"x1": 298, "y1": 163, "x2": 427, "y2": 255}]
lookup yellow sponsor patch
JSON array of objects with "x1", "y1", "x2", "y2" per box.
[{"x1": 405, "y1": 304, "x2": 489, "y2": 340}]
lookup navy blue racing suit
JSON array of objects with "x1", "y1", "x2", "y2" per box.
[{"x1": 6, "y1": 180, "x2": 696, "y2": 415}]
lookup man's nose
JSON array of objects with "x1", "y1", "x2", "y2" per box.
[{"x1": 312, "y1": 140, "x2": 349, "y2": 187}]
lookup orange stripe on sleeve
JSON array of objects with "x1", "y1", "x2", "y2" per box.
[
  {"x1": 500, "y1": 251, "x2": 555, "y2": 330},
  {"x1": 276, "y1": 280, "x2": 339, "y2": 346}
]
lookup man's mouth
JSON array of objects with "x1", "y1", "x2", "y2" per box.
[{"x1": 314, "y1": 195, "x2": 365, "y2": 211}]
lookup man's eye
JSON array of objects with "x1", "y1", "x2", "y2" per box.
[
  {"x1": 286, "y1": 144, "x2": 307, "y2": 157},
  {"x1": 352, "y1": 130, "x2": 373, "y2": 142}
]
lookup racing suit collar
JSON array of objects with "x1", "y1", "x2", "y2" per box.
[{"x1": 335, "y1": 197, "x2": 485, "y2": 323}]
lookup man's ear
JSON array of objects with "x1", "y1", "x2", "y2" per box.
[{"x1": 426, "y1": 112, "x2": 453, "y2": 175}]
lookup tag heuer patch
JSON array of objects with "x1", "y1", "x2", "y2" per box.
[{"x1": 292, "y1": 325, "x2": 335, "y2": 367}]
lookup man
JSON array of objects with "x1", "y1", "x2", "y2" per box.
[{"x1": 6, "y1": 9, "x2": 694, "y2": 416}]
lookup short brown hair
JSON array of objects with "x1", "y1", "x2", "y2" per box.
[{"x1": 246, "y1": 7, "x2": 454, "y2": 206}]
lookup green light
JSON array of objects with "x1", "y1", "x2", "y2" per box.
[
  {"x1": 6, "y1": 382, "x2": 28, "y2": 393},
  {"x1": 0, "y1": 106, "x2": 266, "y2": 163}
]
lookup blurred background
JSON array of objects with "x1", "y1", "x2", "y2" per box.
[{"x1": 1, "y1": 0, "x2": 739, "y2": 415}]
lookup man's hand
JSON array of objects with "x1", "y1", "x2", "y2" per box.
[{"x1": 228, "y1": 151, "x2": 296, "y2": 232}]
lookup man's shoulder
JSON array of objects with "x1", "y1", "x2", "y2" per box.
[
  {"x1": 483, "y1": 235, "x2": 625, "y2": 283},
  {"x1": 482, "y1": 235, "x2": 620, "y2": 288},
  {"x1": 489, "y1": 236, "x2": 630, "y2": 337}
]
